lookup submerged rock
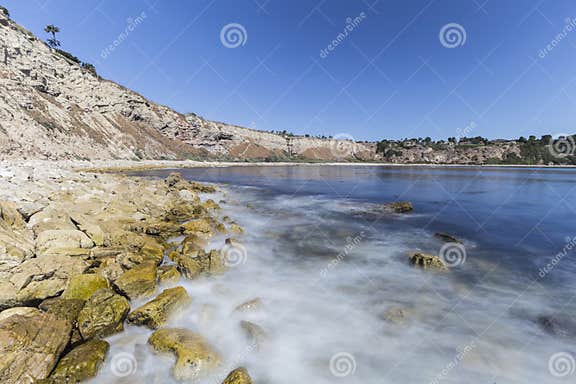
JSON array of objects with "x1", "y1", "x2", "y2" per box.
[
  {"x1": 409, "y1": 253, "x2": 448, "y2": 271},
  {"x1": 62, "y1": 273, "x2": 110, "y2": 301},
  {"x1": 114, "y1": 263, "x2": 158, "y2": 300},
  {"x1": 384, "y1": 201, "x2": 413, "y2": 213},
  {"x1": 42, "y1": 339, "x2": 109, "y2": 383},
  {"x1": 0, "y1": 308, "x2": 71, "y2": 383},
  {"x1": 148, "y1": 328, "x2": 221, "y2": 381},
  {"x1": 434, "y1": 233, "x2": 462, "y2": 244},
  {"x1": 222, "y1": 367, "x2": 253, "y2": 384},
  {"x1": 77, "y1": 288, "x2": 130, "y2": 340},
  {"x1": 234, "y1": 298, "x2": 263, "y2": 313},
  {"x1": 128, "y1": 286, "x2": 191, "y2": 329},
  {"x1": 172, "y1": 249, "x2": 226, "y2": 279},
  {"x1": 382, "y1": 307, "x2": 410, "y2": 325},
  {"x1": 240, "y1": 321, "x2": 267, "y2": 350}
]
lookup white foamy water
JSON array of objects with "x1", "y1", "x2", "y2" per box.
[{"x1": 92, "y1": 184, "x2": 575, "y2": 384}]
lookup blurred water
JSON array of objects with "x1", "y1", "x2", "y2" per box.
[{"x1": 94, "y1": 165, "x2": 576, "y2": 383}]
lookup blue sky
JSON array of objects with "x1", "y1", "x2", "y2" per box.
[{"x1": 3, "y1": 0, "x2": 576, "y2": 141}]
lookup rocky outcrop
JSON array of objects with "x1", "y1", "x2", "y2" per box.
[
  {"x1": 0, "y1": 308, "x2": 71, "y2": 383},
  {"x1": 41, "y1": 339, "x2": 109, "y2": 383},
  {"x1": 127, "y1": 286, "x2": 191, "y2": 329},
  {"x1": 148, "y1": 328, "x2": 221, "y2": 381},
  {"x1": 409, "y1": 253, "x2": 448, "y2": 271}
]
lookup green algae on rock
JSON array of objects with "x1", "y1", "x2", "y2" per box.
[
  {"x1": 41, "y1": 339, "x2": 109, "y2": 383},
  {"x1": 113, "y1": 263, "x2": 158, "y2": 300},
  {"x1": 62, "y1": 274, "x2": 110, "y2": 301},
  {"x1": 409, "y1": 252, "x2": 448, "y2": 271},
  {"x1": 157, "y1": 265, "x2": 182, "y2": 285},
  {"x1": 222, "y1": 367, "x2": 253, "y2": 384},
  {"x1": 127, "y1": 286, "x2": 191, "y2": 329},
  {"x1": 77, "y1": 288, "x2": 130, "y2": 340},
  {"x1": 148, "y1": 328, "x2": 221, "y2": 381}
]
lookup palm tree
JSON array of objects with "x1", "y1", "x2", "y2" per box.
[{"x1": 44, "y1": 24, "x2": 61, "y2": 48}]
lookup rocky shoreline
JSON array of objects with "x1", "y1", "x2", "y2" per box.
[{"x1": 0, "y1": 160, "x2": 254, "y2": 383}]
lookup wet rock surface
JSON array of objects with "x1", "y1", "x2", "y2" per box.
[
  {"x1": 77, "y1": 288, "x2": 130, "y2": 340},
  {"x1": 409, "y1": 252, "x2": 448, "y2": 271},
  {"x1": 222, "y1": 367, "x2": 254, "y2": 384},
  {"x1": 41, "y1": 339, "x2": 109, "y2": 383},
  {"x1": 128, "y1": 286, "x2": 192, "y2": 329}
]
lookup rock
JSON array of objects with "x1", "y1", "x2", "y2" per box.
[
  {"x1": 229, "y1": 223, "x2": 244, "y2": 235},
  {"x1": 0, "y1": 307, "x2": 38, "y2": 322},
  {"x1": 0, "y1": 201, "x2": 25, "y2": 229},
  {"x1": 409, "y1": 253, "x2": 448, "y2": 271},
  {"x1": 166, "y1": 173, "x2": 184, "y2": 188},
  {"x1": 42, "y1": 340, "x2": 109, "y2": 383},
  {"x1": 114, "y1": 263, "x2": 158, "y2": 300},
  {"x1": 0, "y1": 255, "x2": 88, "y2": 310},
  {"x1": 62, "y1": 274, "x2": 110, "y2": 301},
  {"x1": 537, "y1": 315, "x2": 576, "y2": 339},
  {"x1": 127, "y1": 286, "x2": 191, "y2": 329},
  {"x1": 77, "y1": 288, "x2": 130, "y2": 340},
  {"x1": 36, "y1": 229, "x2": 95, "y2": 255},
  {"x1": 384, "y1": 201, "x2": 413, "y2": 213},
  {"x1": 140, "y1": 237, "x2": 166, "y2": 264},
  {"x1": 157, "y1": 265, "x2": 181, "y2": 285},
  {"x1": 0, "y1": 308, "x2": 71, "y2": 383},
  {"x1": 172, "y1": 249, "x2": 225, "y2": 279},
  {"x1": 183, "y1": 219, "x2": 213, "y2": 238},
  {"x1": 240, "y1": 321, "x2": 267, "y2": 350},
  {"x1": 382, "y1": 307, "x2": 409, "y2": 325},
  {"x1": 202, "y1": 199, "x2": 220, "y2": 211},
  {"x1": 434, "y1": 233, "x2": 462, "y2": 244},
  {"x1": 39, "y1": 297, "x2": 85, "y2": 323},
  {"x1": 148, "y1": 328, "x2": 221, "y2": 381},
  {"x1": 222, "y1": 367, "x2": 253, "y2": 384},
  {"x1": 234, "y1": 298, "x2": 263, "y2": 313},
  {"x1": 28, "y1": 208, "x2": 76, "y2": 235}
]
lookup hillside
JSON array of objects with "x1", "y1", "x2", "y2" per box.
[{"x1": 0, "y1": 12, "x2": 374, "y2": 162}]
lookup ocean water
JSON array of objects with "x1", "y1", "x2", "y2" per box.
[{"x1": 95, "y1": 165, "x2": 576, "y2": 383}]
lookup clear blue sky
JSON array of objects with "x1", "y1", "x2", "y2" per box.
[{"x1": 3, "y1": 0, "x2": 576, "y2": 141}]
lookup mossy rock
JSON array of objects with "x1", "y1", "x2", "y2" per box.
[
  {"x1": 384, "y1": 201, "x2": 413, "y2": 213},
  {"x1": 148, "y1": 328, "x2": 221, "y2": 381},
  {"x1": 222, "y1": 367, "x2": 253, "y2": 384},
  {"x1": 62, "y1": 274, "x2": 110, "y2": 301},
  {"x1": 114, "y1": 263, "x2": 158, "y2": 300},
  {"x1": 127, "y1": 286, "x2": 191, "y2": 329},
  {"x1": 77, "y1": 288, "x2": 130, "y2": 340},
  {"x1": 157, "y1": 265, "x2": 181, "y2": 285},
  {"x1": 202, "y1": 199, "x2": 220, "y2": 211},
  {"x1": 39, "y1": 297, "x2": 85, "y2": 323},
  {"x1": 141, "y1": 237, "x2": 168, "y2": 264},
  {"x1": 172, "y1": 249, "x2": 225, "y2": 279},
  {"x1": 409, "y1": 253, "x2": 448, "y2": 271},
  {"x1": 228, "y1": 223, "x2": 244, "y2": 235},
  {"x1": 182, "y1": 219, "x2": 214, "y2": 237},
  {"x1": 42, "y1": 340, "x2": 109, "y2": 383}
]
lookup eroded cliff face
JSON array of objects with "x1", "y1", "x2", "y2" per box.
[{"x1": 0, "y1": 13, "x2": 204, "y2": 161}]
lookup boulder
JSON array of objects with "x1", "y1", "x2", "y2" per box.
[
  {"x1": 183, "y1": 219, "x2": 214, "y2": 238},
  {"x1": 114, "y1": 263, "x2": 158, "y2": 300},
  {"x1": 28, "y1": 208, "x2": 76, "y2": 235},
  {"x1": 36, "y1": 229, "x2": 95, "y2": 255},
  {"x1": 39, "y1": 297, "x2": 85, "y2": 323},
  {"x1": 62, "y1": 274, "x2": 110, "y2": 301},
  {"x1": 127, "y1": 286, "x2": 191, "y2": 329},
  {"x1": 77, "y1": 288, "x2": 130, "y2": 340},
  {"x1": 157, "y1": 265, "x2": 181, "y2": 285},
  {"x1": 0, "y1": 201, "x2": 25, "y2": 229},
  {"x1": 222, "y1": 367, "x2": 253, "y2": 384},
  {"x1": 229, "y1": 223, "x2": 244, "y2": 235},
  {"x1": 148, "y1": 328, "x2": 221, "y2": 381},
  {"x1": 202, "y1": 199, "x2": 220, "y2": 211},
  {"x1": 172, "y1": 249, "x2": 225, "y2": 279},
  {"x1": 0, "y1": 308, "x2": 71, "y2": 383},
  {"x1": 409, "y1": 253, "x2": 448, "y2": 271},
  {"x1": 42, "y1": 340, "x2": 109, "y2": 383}
]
